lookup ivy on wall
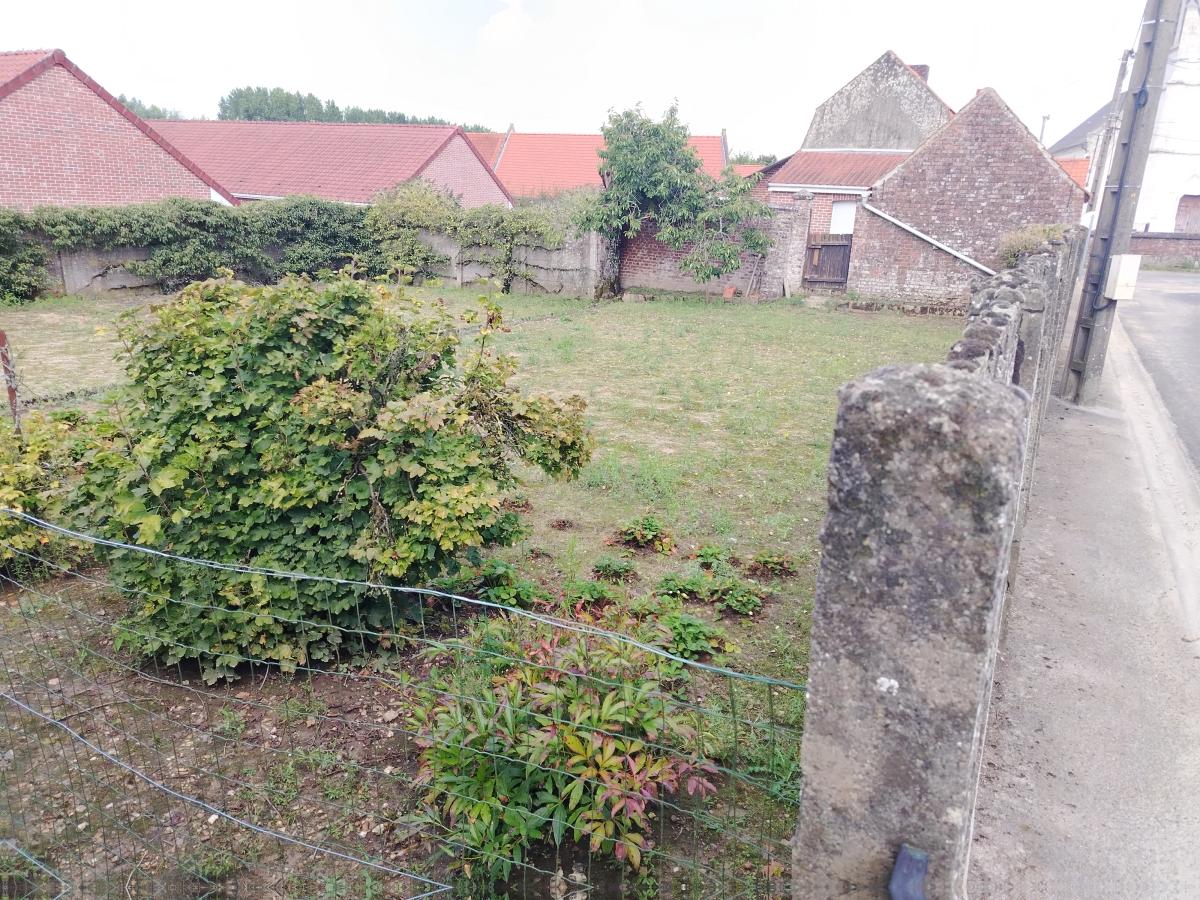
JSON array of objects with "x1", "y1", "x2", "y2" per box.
[{"x1": 0, "y1": 187, "x2": 580, "y2": 304}]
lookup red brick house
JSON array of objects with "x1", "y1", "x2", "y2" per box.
[
  {"x1": 761, "y1": 56, "x2": 1086, "y2": 307},
  {"x1": 0, "y1": 49, "x2": 234, "y2": 211},
  {"x1": 154, "y1": 120, "x2": 512, "y2": 207},
  {"x1": 465, "y1": 128, "x2": 728, "y2": 199}
]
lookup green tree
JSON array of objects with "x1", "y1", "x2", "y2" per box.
[
  {"x1": 217, "y1": 85, "x2": 492, "y2": 131},
  {"x1": 77, "y1": 273, "x2": 592, "y2": 682},
  {"x1": 117, "y1": 94, "x2": 180, "y2": 119},
  {"x1": 576, "y1": 104, "x2": 771, "y2": 295},
  {"x1": 730, "y1": 151, "x2": 777, "y2": 166}
]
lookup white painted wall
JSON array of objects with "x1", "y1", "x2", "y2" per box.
[{"x1": 1135, "y1": 0, "x2": 1200, "y2": 231}]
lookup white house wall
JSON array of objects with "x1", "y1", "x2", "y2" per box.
[{"x1": 1135, "y1": 0, "x2": 1200, "y2": 231}]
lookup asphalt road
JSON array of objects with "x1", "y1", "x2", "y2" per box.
[{"x1": 1119, "y1": 270, "x2": 1200, "y2": 472}]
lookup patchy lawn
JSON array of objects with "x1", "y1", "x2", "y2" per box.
[
  {"x1": 3, "y1": 282, "x2": 958, "y2": 684},
  {"x1": 1, "y1": 281, "x2": 959, "y2": 896},
  {"x1": 408, "y1": 283, "x2": 959, "y2": 687}
]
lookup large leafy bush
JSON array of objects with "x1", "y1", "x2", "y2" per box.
[{"x1": 79, "y1": 273, "x2": 591, "y2": 681}]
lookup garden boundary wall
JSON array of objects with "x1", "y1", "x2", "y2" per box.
[
  {"x1": 419, "y1": 228, "x2": 611, "y2": 297},
  {"x1": 34, "y1": 231, "x2": 614, "y2": 299},
  {"x1": 1129, "y1": 230, "x2": 1200, "y2": 269},
  {"x1": 617, "y1": 200, "x2": 812, "y2": 298},
  {"x1": 790, "y1": 228, "x2": 1086, "y2": 898}
]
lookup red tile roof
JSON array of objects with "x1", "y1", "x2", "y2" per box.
[
  {"x1": 765, "y1": 150, "x2": 910, "y2": 189},
  {"x1": 0, "y1": 48, "x2": 236, "y2": 204},
  {"x1": 491, "y1": 132, "x2": 728, "y2": 198},
  {"x1": 0, "y1": 49, "x2": 52, "y2": 88},
  {"x1": 153, "y1": 120, "x2": 478, "y2": 203},
  {"x1": 1055, "y1": 156, "x2": 1090, "y2": 189},
  {"x1": 732, "y1": 163, "x2": 762, "y2": 177},
  {"x1": 465, "y1": 131, "x2": 505, "y2": 166}
]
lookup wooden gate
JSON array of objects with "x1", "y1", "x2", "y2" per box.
[{"x1": 803, "y1": 233, "x2": 853, "y2": 289}]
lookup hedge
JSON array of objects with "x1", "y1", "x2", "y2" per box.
[{"x1": 0, "y1": 185, "x2": 586, "y2": 304}]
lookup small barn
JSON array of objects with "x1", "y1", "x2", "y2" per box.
[
  {"x1": 761, "y1": 54, "x2": 1086, "y2": 308},
  {"x1": 0, "y1": 49, "x2": 234, "y2": 211},
  {"x1": 154, "y1": 120, "x2": 512, "y2": 208}
]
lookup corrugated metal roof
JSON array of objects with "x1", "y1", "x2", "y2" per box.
[{"x1": 766, "y1": 150, "x2": 910, "y2": 188}]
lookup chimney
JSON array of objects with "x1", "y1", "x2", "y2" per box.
[{"x1": 910, "y1": 64, "x2": 930, "y2": 82}]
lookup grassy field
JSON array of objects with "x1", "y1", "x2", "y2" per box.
[
  {"x1": 1, "y1": 281, "x2": 960, "y2": 895},
  {"x1": 2, "y1": 281, "x2": 958, "y2": 686}
]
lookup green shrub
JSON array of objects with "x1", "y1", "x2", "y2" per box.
[
  {"x1": 33, "y1": 199, "x2": 268, "y2": 291},
  {"x1": 997, "y1": 224, "x2": 1066, "y2": 268},
  {"x1": 460, "y1": 204, "x2": 562, "y2": 293},
  {"x1": 77, "y1": 273, "x2": 592, "y2": 681},
  {"x1": 707, "y1": 578, "x2": 765, "y2": 616},
  {"x1": 655, "y1": 570, "x2": 765, "y2": 615},
  {"x1": 0, "y1": 209, "x2": 47, "y2": 305},
  {"x1": 748, "y1": 549, "x2": 798, "y2": 578},
  {"x1": 564, "y1": 579, "x2": 623, "y2": 607},
  {"x1": 414, "y1": 626, "x2": 717, "y2": 883},
  {"x1": 654, "y1": 572, "x2": 710, "y2": 603},
  {"x1": 591, "y1": 554, "x2": 635, "y2": 582},
  {"x1": 0, "y1": 411, "x2": 89, "y2": 575},
  {"x1": 619, "y1": 515, "x2": 675, "y2": 554},
  {"x1": 455, "y1": 558, "x2": 548, "y2": 610},
  {"x1": 367, "y1": 183, "x2": 567, "y2": 292},
  {"x1": 242, "y1": 196, "x2": 369, "y2": 279},
  {"x1": 656, "y1": 611, "x2": 729, "y2": 660},
  {"x1": 694, "y1": 544, "x2": 730, "y2": 569},
  {"x1": 364, "y1": 183, "x2": 460, "y2": 279}
]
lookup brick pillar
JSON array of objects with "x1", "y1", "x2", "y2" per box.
[{"x1": 792, "y1": 364, "x2": 1027, "y2": 899}]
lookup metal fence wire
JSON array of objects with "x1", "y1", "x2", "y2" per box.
[{"x1": 0, "y1": 510, "x2": 804, "y2": 899}]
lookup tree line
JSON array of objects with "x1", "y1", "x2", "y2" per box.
[
  {"x1": 115, "y1": 87, "x2": 491, "y2": 131},
  {"x1": 217, "y1": 86, "x2": 492, "y2": 131}
]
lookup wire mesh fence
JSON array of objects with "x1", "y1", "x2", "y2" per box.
[{"x1": 0, "y1": 510, "x2": 804, "y2": 899}]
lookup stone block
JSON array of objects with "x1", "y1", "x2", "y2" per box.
[{"x1": 792, "y1": 364, "x2": 1028, "y2": 899}]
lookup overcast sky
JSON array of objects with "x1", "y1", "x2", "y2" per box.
[{"x1": 8, "y1": 0, "x2": 1142, "y2": 156}]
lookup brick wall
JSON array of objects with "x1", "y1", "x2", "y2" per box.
[
  {"x1": 867, "y1": 90, "x2": 1085, "y2": 270},
  {"x1": 1130, "y1": 231, "x2": 1200, "y2": 267},
  {"x1": 0, "y1": 65, "x2": 214, "y2": 211},
  {"x1": 847, "y1": 207, "x2": 976, "y2": 311},
  {"x1": 808, "y1": 193, "x2": 864, "y2": 235},
  {"x1": 420, "y1": 134, "x2": 511, "y2": 208},
  {"x1": 842, "y1": 88, "x2": 1085, "y2": 309},
  {"x1": 618, "y1": 200, "x2": 810, "y2": 297}
]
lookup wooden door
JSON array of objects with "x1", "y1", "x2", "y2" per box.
[{"x1": 803, "y1": 233, "x2": 853, "y2": 289}]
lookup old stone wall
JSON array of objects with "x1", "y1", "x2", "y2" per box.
[
  {"x1": 868, "y1": 90, "x2": 1085, "y2": 268},
  {"x1": 1130, "y1": 230, "x2": 1200, "y2": 268},
  {"x1": 845, "y1": 206, "x2": 979, "y2": 311},
  {"x1": 618, "y1": 200, "x2": 812, "y2": 298},
  {"x1": 791, "y1": 229, "x2": 1086, "y2": 899},
  {"x1": 41, "y1": 245, "x2": 158, "y2": 296},
  {"x1": 446, "y1": 230, "x2": 610, "y2": 296},
  {"x1": 802, "y1": 51, "x2": 951, "y2": 150},
  {"x1": 37, "y1": 230, "x2": 611, "y2": 299}
]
